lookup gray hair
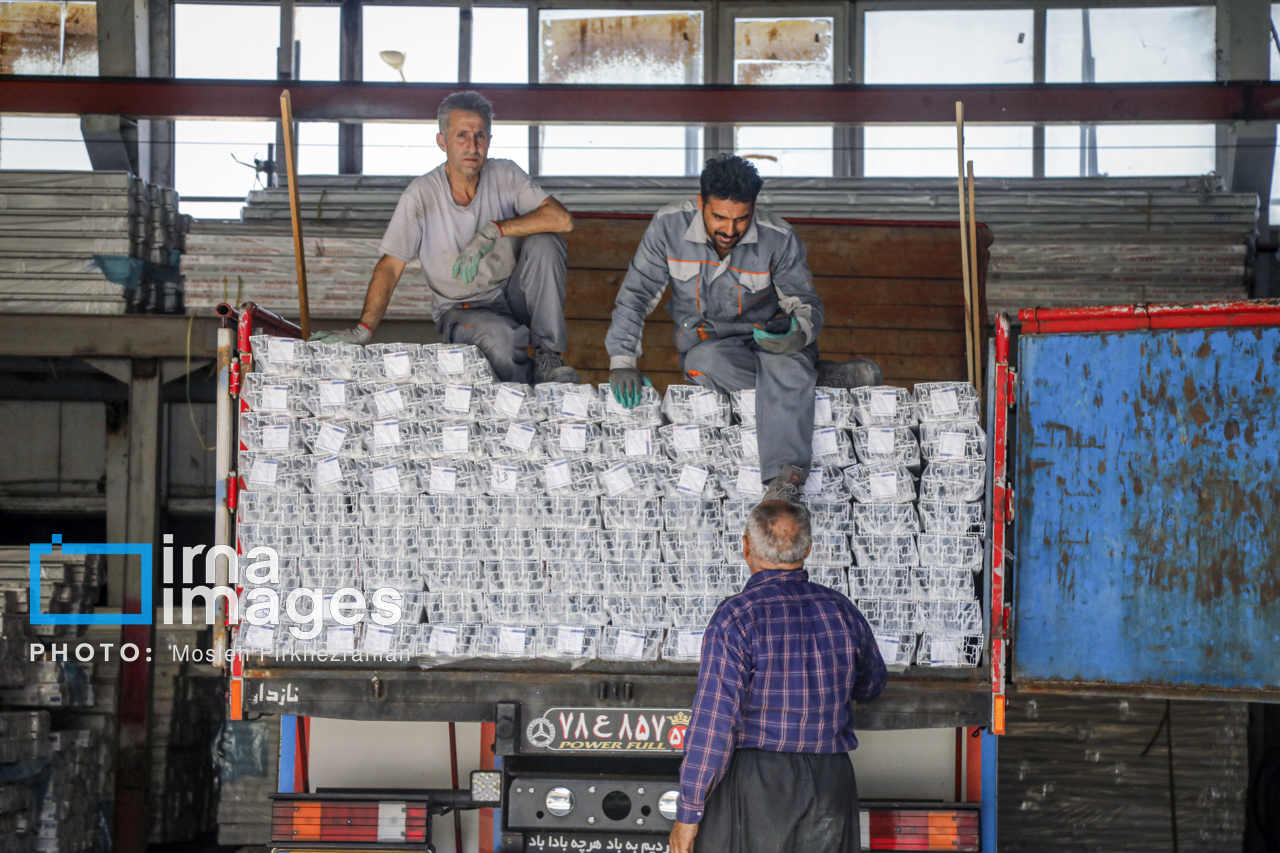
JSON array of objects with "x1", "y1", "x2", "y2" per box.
[
  {"x1": 745, "y1": 501, "x2": 813, "y2": 564},
  {"x1": 438, "y1": 91, "x2": 493, "y2": 135}
]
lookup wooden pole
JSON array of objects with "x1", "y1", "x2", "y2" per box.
[
  {"x1": 955, "y1": 101, "x2": 976, "y2": 387},
  {"x1": 279, "y1": 89, "x2": 312, "y2": 339},
  {"x1": 967, "y1": 160, "x2": 982, "y2": 393}
]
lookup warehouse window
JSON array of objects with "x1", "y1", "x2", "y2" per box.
[
  {"x1": 733, "y1": 16, "x2": 834, "y2": 177},
  {"x1": 297, "y1": 7, "x2": 340, "y2": 174},
  {"x1": 1044, "y1": 124, "x2": 1215, "y2": 177},
  {"x1": 864, "y1": 127, "x2": 1034, "y2": 178},
  {"x1": 538, "y1": 9, "x2": 703, "y2": 176},
  {"x1": 471, "y1": 6, "x2": 529, "y2": 171},
  {"x1": 0, "y1": 117, "x2": 92, "y2": 170}
]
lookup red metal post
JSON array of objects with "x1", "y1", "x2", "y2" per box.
[
  {"x1": 990, "y1": 314, "x2": 1012, "y2": 736},
  {"x1": 1019, "y1": 299, "x2": 1280, "y2": 334}
]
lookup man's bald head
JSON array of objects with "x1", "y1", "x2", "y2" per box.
[{"x1": 744, "y1": 500, "x2": 813, "y2": 569}]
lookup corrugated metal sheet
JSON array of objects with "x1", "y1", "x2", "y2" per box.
[{"x1": 1013, "y1": 325, "x2": 1280, "y2": 696}]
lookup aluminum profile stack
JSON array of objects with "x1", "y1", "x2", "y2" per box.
[
  {"x1": 0, "y1": 710, "x2": 51, "y2": 853},
  {"x1": 182, "y1": 174, "x2": 1255, "y2": 320},
  {"x1": 0, "y1": 171, "x2": 189, "y2": 315},
  {"x1": 215, "y1": 717, "x2": 280, "y2": 846}
]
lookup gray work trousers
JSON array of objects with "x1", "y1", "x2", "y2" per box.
[
  {"x1": 435, "y1": 233, "x2": 568, "y2": 383},
  {"x1": 680, "y1": 335, "x2": 818, "y2": 482}
]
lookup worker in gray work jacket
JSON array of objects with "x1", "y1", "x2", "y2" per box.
[
  {"x1": 606, "y1": 154, "x2": 881, "y2": 502},
  {"x1": 311, "y1": 91, "x2": 579, "y2": 385}
]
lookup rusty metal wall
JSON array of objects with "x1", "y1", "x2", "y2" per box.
[{"x1": 1013, "y1": 325, "x2": 1280, "y2": 694}]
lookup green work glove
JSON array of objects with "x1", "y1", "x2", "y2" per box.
[
  {"x1": 609, "y1": 368, "x2": 652, "y2": 409},
  {"x1": 452, "y1": 221, "x2": 502, "y2": 284},
  {"x1": 308, "y1": 323, "x2": 372, "y2": 345},
  {"x1": 753, "y1": 317, "x2": 805, "y2": 354}
]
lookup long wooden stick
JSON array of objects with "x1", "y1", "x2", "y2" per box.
[
  {"x1": 967, "y1": 160, "x2": 982, "y2": 392},
  {"x1": 280, "y1": 89, "x2": 311, "y2": 339},
  {"x1": 955, "y1": 102, "x2": 976, "y2": 387}
]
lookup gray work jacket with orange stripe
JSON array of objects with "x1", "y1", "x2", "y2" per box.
[{"x1": 605, "y1": 199, "x2": 824, "y2": 370}]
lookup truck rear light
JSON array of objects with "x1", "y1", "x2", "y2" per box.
[
  {"x1": 271, "y1": 798, "x2": 429, "y2": 845},
  {"x1": 862, "y1": 808, "x2": 980, "y2": 851},
  {"x1": 470, "y1": 770, "x2": 503, "y2": 804}
]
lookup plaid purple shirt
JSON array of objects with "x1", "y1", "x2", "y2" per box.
[{"x1": 677, "y1": 568, "x2": 887, "y2": 824}]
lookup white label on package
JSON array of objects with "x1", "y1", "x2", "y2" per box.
[
  {"x1": 315, "y1": 423, "x2": 347, "y2": 454},
  {"x1": 931, "y1": 388, "x2": 960, "y2": 417},
  {"x1": 689, "y1": 389, "x2": 718, "y2": 420},
  {"x1": 601, "y1": 463, "x2": 635, "y2": 496},
  {"x1": 560, "y1": 424, "x2": 587, "y2": 453},
  {"x1": 615, "y1": 629, "x2": 646, "y2": 660},
  {"x1": 625, "y1": 428, "x2": 651, "y2": 457},
  {"x1": 556, "y1": 625, "x2": 585, "y2": 656},
  {"x1": 442, "y1": 425, "x2": 470, "y2": 454},
  {"x1": 494, "y1": 385, "x2": 525, "y2": 418},
  {"x1": 261, "y1": 424, "x2": 290, "y2": 450},
  {"x1": 319, "y1": 379, "x2": 346, "y2": 406},
  {"x1": 801, "y1": 469, "x2": 824, "y2": 495},
  {"x1": 437, "y1": 348, "x2": 466, "y2": 374},
  {"x1": 382, "y1": 350, "x2": 411, "y2": 378},
  {"x1": 443, "y1": 384, "x2": 472, "y2": 413},
  {"x1": 429, "y1": 466, "x2": 457, "y2": 494},
  {"x1": 373, "y1": 419, "x2": 401, "y2": 448},
  {"x1": 812, "y1": 428, "x2": 839, "y2": 457},
  {"x1": 931, "y1": 639, "x2": 960, "y2": 666},
  {"x1": 677, "y1": 630, "x2": 704, "y2": 658},
  {"x1": 490, "y1": 464, "x2": 519, "y2": 493},
  {"x1": 814, "y1": 393, "x2": 832, "y2": 424},
  {"x1": 737, "y1": 389, "x2": 756, "y2": 416},
  {"x1": 243, "y1": 624, "x2": 275, "y2": 652},
  {"x1": 375, "y1": 387, "x2": 404, "y2": 416},
  {"x1": 503, "y1": 423, "x2": 536, "y2": 452},
  {"x1": 559, "y1": 391, "x2": 591, "y2": 419},
  {"x1": 868, "y1": 428, "x2": 896, "y2": 455},
  {"x1": 544, "y1": 460, "x2": 572, "y2": 491},
  {"x1": 498, "y1": 626, "x2": 527, "y2": 655},
  {"x1": 315, "y1": 456, "x2": 343, "y2": 486},
  {"x1": 875, "y1": 634, "x2": 901, "y2": 663},
  {"x1": 326, "y1": 625, "x2": 356, "y2": 653},
  {"x1": 267, "y1": 338, "x2": 295, "y2": 364},
  {"x1": 869, "y1": 471, "x2": 898, "y2": 499},
  {"x1": 262, "y1": 384, "x2": 289, "y2": 411},
  {"x1": 371, "y1": 464, "x2": 401, "y2": 493},
  {"x1": 672, "y1": 425, "x2": 702, "y2": 453},
  {"x1": 736, "y1": 466, "x2": 763, "y2": 497},
  {"x1": 248, "y1": 458, "x2": 279, "y2": 487},
  {"x1": 429, "y1": 626, "x2": 459, "y2": 655},
  {"x1": 938, "y1": 431, "x2": 967, "y2": 459},
  {"x1": 364, "y1": 625, "x2": 395, "y2": 654},
  {"x1": 869, "y1": 389, "x2": 898, "y2": 418},
  {"x1": 677, "y1": 465, "x2": 709, "y2": 495},
  {"x1": 741, "y1": 428, "x2": 759, "y2": 460}
]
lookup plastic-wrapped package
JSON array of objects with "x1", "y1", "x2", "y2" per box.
[
  {"x1": 549, "y1": 562, "x2": 611, "y2": 594},
  {"x1": 359, "y1": 417, "x2": 426, "y2": 458},
  {"x1": 318, "y1": 623, "x2": 362, "y2": 656},
  {"x1": 851, "y1": 534, "x2": 920, "y2": 567},
  {"x1": 305, "y1": 341, "x2": 367, "y2": 380},
  {"x1": 729, "y1": 388, "x2": 757, "y2": 426},
  {"x1": 238, "y1": 490, "x2": 299, "y2": 524},
  {"x1": 848, "y1": 503, "x2": 920, "y2": 536},
  {"x1": 716, "y1": 465, "x2": 764, "y2": 501},
  {"x1": 849, "y1": 386, "x2": 916, "y2": 427},
  {"x1": 849, "y1": 566, "x2": 912, "y2": 599},
  {"x1": 241, "y1": 453, "x2": 308, "y2": 493},
  {"x1": 421, "y1": 494, "x2": 485, "y2": 527},
  {"x1": 914, "y1": 600, "x2": 983, "y2": 634},
  {"x1": 539, "y1": 529, "x2": 600, "y2": 562},
  {"x1": 661, "y1": 531, "x2": 725, "y2": 564},
  {"x1": 355, "y1": 455, "x2": 423, "y2": 495},
  {"x1": 595, "y1": 460, "x2": 661, "y2": 498},
  {"x1": 658, "y1": 424, "x2": 725, "y2": 464},
  {"x1": 480, "y1": 528, "x2": 541, "y2": 562},
  {"x1": 919, "y1": 421, "x2": 986, "y2": 463},
  {"x1": 361, "y1": 526, "x2": 421, "y2": 559},
  {"x1": 240, "y1": 412, "x2": 307, "y2": 455},
  {"x1": 477, "y1": 420, "x2": 548, "y2": 461},
  {"x1": 421, "y1": 559, "x2": 486, "y2": 592},
  {"x1": 536, "y1": 382, "x2": 603, "y2": 422},
  {"x1": 661, "y1": 627, "x2": 707, "y2": 662},
  {"x1": 540, "y1": 459, "x2": 605, "y2": 496},
  {"x1": 299, "y1": 493, "x2": 358, "y2": 524},
  {"x1": 800, "y1": 565, "x2": 844, "y2": 592},
  {"x1": 857, "y1": 598, "x2": 917, "y2": 634},
  {"x1": 873, "y1": 633, "x2": 916, "y2": 668},
  {"x1": 413, "y1": 623, "x2": 480, "y2": 659},
  {"x1": 483, "y1": 494, "x2": 542, "y2": 529},
  {"x1": 663, "y1": 384, "x2": 731, "y2": 426},
  {"x1": 485, "y1": 560, "x2": 547, "y2": 593},
  {"x1": 659, "y1": 562, "x2": 713, "y2": 595},
  {"x1": 709, "y1": 562, "x2": 750, "y2": 594},
  {"x1": 918, "y1": 460, "x2": 986, "y2": 502},
  {"x1": 598, "y1": 383, "x2": 663, "y2": 427},
  {"x1": 301, "y1": 377, "x2": 367, "y2": 420},
  {"x1": 243, "y1": 374, "x2": 309, "y2": 417},
  {"x1": 598, "y1": 627, "x2": 664, "y2": 662},
  {"x1": 418, "y1": 382, "x2": 484, "y2": 421},
  {"x1": 916, "y1": 533, "x2": 983, "y2": 570},
  {"x1": 798, "y1": 466, "x2": 852, "y2": 501},
  {"x1": 364, "y1": 343, "x2": 423, "y2": 383},
  {"x1": 475, "y1": 624, "x2": 540, "y2": 658},
  {"x1": 539, "y1": 421, "x2": 604, "y2": 460},
  {"x1": 605, "y1": 561, "x2": 664, "y2": 594},
  {"x1": 655, "y1": 461, "x2": 727, "y2": 500},
  {"x1": 917, "y1": 500, "x2": 985, "y2": 536},
  {"x1": 600, "y1": 423, "x2": 666, "y2": 461},
  {"x1": 810, "y1": 426, "x2": 856, "y2": 468},
  {"x1": 423, "y1": 592, "x2": 486, "y2": 624},
  {"x1": 917, "y1": 632, "x2": 983, "y2": 667},
  {"x1": 537, "y1": 495, "x2": 601, "y2": 529},
  {"x1": 360, "y1": 381, "x2": 422, "y2": 419},
  {"x1": 300, "y1": 417, "x2": 364, "y2": 457},
  {"x1": 722, "y1": 499, "x2": 753, "y2": 534},
  {"x1": 914, "y1": 382, "x2": 981, "y2": 424},
  {"x1": 364, "y1": 559, "x2": 421, "y2": 592},
  {"x1": 485, "y1": 592, "x2": 545, "y2": 625},
  {"x1": 599, "y1": 529, "x2": 662, "y2": 562},
  {"x1": 665, "y1": 594, "x2": 723, "y2": 629},
  {"x1": 361, "y1": 623, "x2": 415, "y2": 658},
  {"x1": 543, "y1": 594, "x2": 608, "y2": 626},
  {"x1": 661, "y1": 496, "x2": 724, "y2": 533},
  {"x1": 719, "y1": 424, "x2": 760, "y2": 466},
  {"x1": 910, "y1": 567, "x2": 975, "y2": 602},
  {"x1": 419, "y1": 526, "x2": 481, "y2": 560},
  {"x1": 807, "y1": 532, "x2": 853, "y2": 567},
  {"x1": 801, "y1": 500, "x2": 857, "y2": 533},
  {"x1": 417, "y1": 343, "x2": 494, "y2": 385},
  {"x1": 604, "y1": 594, "x2": 669, "y2": 627},
  {"x1": 479, "y1": 460, "x2": 542, "y2": 497},
  {"x1": 250, "y1": 335, "x2": 311, "y2": 376},
  {"x1": 421, "y1": 460, "x2": 486, "y2": 496},
  {"x1": 538, "y1": 625, "x2": 604, "y2": 660},
  {"x1": 299, "y1": 524, "x2": 361, "y2": 558},
  {"x1": 237, "y1": 523, "x2": 299, "y2": 555},
  {"x1": 295, "y1": 557, "x2": 357, "y2": 590},
  {"x1": 814, "y1": 387, "x2": 853, "y2": 427},
  {"x1": 476, "y1": 383, "x2": 543, "y2": 422},
  {"x1": 303, "y1": 455, "x2": 362, "y2": 494},
  {"x1": 851, "y1": 426, "x2": 921, "y2": 468},
  {"x1": 844, "y1": 462, "x2": 917, "y2": 504}
]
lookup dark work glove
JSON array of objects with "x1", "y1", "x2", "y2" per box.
[
  {"x1": 753, "y1": 317, "x2": 805, "y2": 354},
  {"x1": 609, "y1": 368, "x2": 651, "y2": 409}
]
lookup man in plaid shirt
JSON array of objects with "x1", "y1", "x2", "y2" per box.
[{"x1": 670, "y1": 500, "x2": 887, "y2": 853}]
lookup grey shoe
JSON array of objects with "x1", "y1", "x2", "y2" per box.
[
  {"x1": 817, "y1": 357, "x2": 883, "y2": 390},
  {"x1": 533, "y1": 348, "x2": 580, "y2": 384},
  {"x1": 760, "y1": 464, "x2": 808, "y2": 504}
]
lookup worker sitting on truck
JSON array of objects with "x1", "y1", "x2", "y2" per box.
[
  {"x1": 670, "y1": 500, "x2": 887, "y2": 853},
  {"x1": 605, "y1": 154, "x2": 881, "y2": 502},
  {"x1": 310, "y1": 91, "x2": 580, "y2": 385}
]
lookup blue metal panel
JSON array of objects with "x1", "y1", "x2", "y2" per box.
[
  {"x1": 1014, "y1": 326, "x2": 1280, "y2": 695},
  {"x1": 279, "y1": 715, "x2": 296, "y2": 793}
]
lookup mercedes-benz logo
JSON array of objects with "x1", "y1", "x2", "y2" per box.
[{"x1": 526, "y1": 717, "x2": 555, "y2": 749}]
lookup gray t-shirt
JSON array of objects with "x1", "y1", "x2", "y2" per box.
[{"x1": 378, "y1": 159, "x2": 549, "y2": 318}]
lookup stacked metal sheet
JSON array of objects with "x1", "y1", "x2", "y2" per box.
[
  {"x1": 36, "y1": 728, "x2": 112, "y2": 852},
  {"x1": 0, "y1": 710, "x2": 51, "y2": 853},
  {"x1": 215, "y1": 717, "x2": 279, "y2": 846},
  {"x1": 182, "y1": 174, "x2": 1255, "y2": 320},
  {"x1": 0, "y1": 171, "x2": 189, "y2": 315}
]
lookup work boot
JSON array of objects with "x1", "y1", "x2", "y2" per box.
[
  {"x1": 760, "y1": 464, "x2": 807, "y2": 504},
  {"x1": 533, "y1": 347, "x2": 580, "y2": 384},
  {"x1": 817, "y1": 357, "x2": 883, "y2": 390}
]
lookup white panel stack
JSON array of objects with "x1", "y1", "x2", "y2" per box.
[{"x1": 235, "y1": 336, "x2": 986, "y2": 668}]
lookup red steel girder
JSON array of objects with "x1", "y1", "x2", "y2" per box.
[{"x1": 3, "y1": 75, "x2": 1280, "y2": 123}]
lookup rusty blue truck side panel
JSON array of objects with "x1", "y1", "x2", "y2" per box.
[{"x1": 1014, "y1": 325, "x2": 1280, "y2": 694}]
